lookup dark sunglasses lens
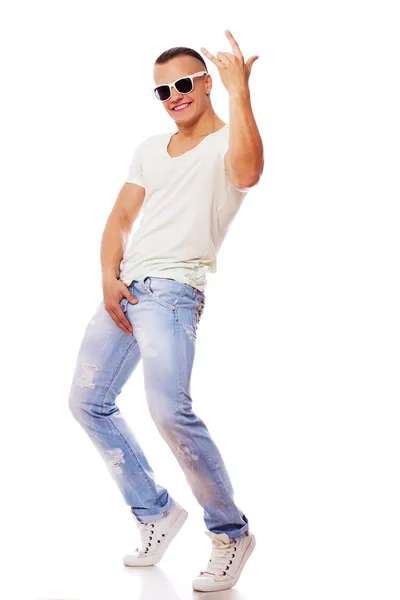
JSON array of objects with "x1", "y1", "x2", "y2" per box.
[
  {"x1": 175, "y1": 77, "x2": 193, "y2": 94},
  {"x1": 155, "y1": 85, "x2": 170, "y2": 101}
]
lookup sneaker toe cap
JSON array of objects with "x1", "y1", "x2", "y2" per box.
[{"x1": 192, "y1": 573, "x2": 233, "y2": 592}]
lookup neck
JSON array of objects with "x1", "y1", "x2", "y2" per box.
[{"x1": 174, "y1": 107, "x2": 226, "y2": 140}]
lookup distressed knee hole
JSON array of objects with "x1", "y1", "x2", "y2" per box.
[
  {"x1": 106, "y1": 447, "x2": 125, "y2": 474},
  {"x1": 76, "y1": 364, "x2": 98, "y2": 389},
  {"x1": 175, "y1": 440, "x2": 199, "y2": 464}
]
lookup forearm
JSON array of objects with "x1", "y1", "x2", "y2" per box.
[
  {"x1": 228, "y1": 87, "x2": 264, "y2": 183},
  {"x1": 100, "y1": 213, "x2": 130, "y2": 282}
]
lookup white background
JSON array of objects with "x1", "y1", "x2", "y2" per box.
[{"x1": 0, "y1": 1, "x2": 399, "y2": 599}]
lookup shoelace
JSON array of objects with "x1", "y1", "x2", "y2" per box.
[
  {"x1": 134, "y1": 521, "x2": 155, "y2": 553},
  {"x1": 201, "y1": 539, "x2": 237, "y2": 577}
]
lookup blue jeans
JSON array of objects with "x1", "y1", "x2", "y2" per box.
[{"x1": 68, "y1": 276, "x2": 249, "y2": 541}]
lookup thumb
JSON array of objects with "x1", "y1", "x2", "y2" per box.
[
  {"x1": 246, "y1": 55, "x2": 259, "y2": 72},
  {"x1": 123, "y1": 289, "x2": 138, "y2": 303}
]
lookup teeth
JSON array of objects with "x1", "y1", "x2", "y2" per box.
[{"x1": 174, "y1": 103, "x2": 190, "y2": 111}]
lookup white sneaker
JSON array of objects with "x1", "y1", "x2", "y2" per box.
[
  {"x1": 192, "y1": 530, "x2": 256, "y2": 592},
  {"x1": 123, "y1": 501, "x2": 188, "y2": 567}
]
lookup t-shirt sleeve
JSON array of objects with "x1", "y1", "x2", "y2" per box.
[{"x1": 125, "y1": 139, "x2": 146, "y2": 188}]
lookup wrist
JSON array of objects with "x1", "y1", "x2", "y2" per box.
[
  {"x1": 229, "y1": 86, "x2": 251, "y2": 101},
  {"x1": 102, "y1": 268, "x2": 119, "y2": 282}
]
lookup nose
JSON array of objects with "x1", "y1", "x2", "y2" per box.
[
  {"x1": 170, "y1": 86, "x2": 185, "y2": 100},
  {"x1": 169, "y1": 88, "x2": 188, "y2": 109}
]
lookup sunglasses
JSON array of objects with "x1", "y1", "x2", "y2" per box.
[{"x1": 153, "y1": 70, "x2": 208, "y2": 101}]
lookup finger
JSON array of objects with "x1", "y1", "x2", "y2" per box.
[
  {"x1": 225, "y1": 29, "x2": 244, "y2": 61},
  {"x1": 246, "y1": 55, "x2": 259, "y2": 72},
  {"x1": 117, "y1": 307, "x2": 133, "y2": 334},
  {"x1": 110, "y1": 307, "x2": 133, "y2": 335},
  {"x1": 126, "y1": 293, "x2": 138, "y2": 304},
  {"x1": 216, "y1": 51, "x2": 231, "y2": 65},
  {"x1": 200, "y1": 47, "x2": 222, "y2": 67},
  {"x1": 112, "y1": 312, "x2": 132, "y2": 335}
]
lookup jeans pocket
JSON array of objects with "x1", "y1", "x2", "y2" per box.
[
  {"x1": 143, "y1": 276, "x2": 183, "y2": 310},
  {"x1": 192, "y1": 297, "x2": 206, "y2": 330},
  {"x1": 119, "y1": 297, "x2": 128, "y2": 313}
]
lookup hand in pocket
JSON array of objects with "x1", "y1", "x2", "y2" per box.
[{"x1": 103, "y1": 278, "x2": 138, "y2": 335}]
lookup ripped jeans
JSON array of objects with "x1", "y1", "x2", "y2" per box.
[{"x1": 68, "y1": 276, "x2": 249, "y2": 541}]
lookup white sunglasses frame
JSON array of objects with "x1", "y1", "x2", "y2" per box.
[{"x1": 152, "y1": 71, "x2": 208, "y2": 101}]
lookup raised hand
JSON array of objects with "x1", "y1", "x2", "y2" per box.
[{"x1": 200, "y1": 30, "x2": 259, "y2": 95}]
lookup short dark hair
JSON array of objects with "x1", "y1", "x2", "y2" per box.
[{"x1": 154, "y1": 47, "x2": 208, "y2": 72}]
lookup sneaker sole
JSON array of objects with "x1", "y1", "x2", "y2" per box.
[
  {"x1": 192, "y1": 532, "x2": 257, "y2": 592},
  {"x1": 123, "y1": 504, "x2": 188, "y2": 567}
]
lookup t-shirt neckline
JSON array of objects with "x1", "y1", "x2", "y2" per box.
[{"x1": 165, "y1": 123, "x2": 228, "y2": 160}]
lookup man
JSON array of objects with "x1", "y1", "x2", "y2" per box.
[{"x1": 68, "y1": 30, "x2": 264, "y2": 593}]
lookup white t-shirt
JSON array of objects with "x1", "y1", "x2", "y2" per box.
[{"x1": 119, "y1": 124, "x2": 250, "y2": 293}]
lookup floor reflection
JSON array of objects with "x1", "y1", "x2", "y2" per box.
[{"x1": 123, "y1": 563, "x2": 248, "y2": 600}]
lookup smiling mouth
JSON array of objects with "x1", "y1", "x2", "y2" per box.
[{"x1": 172, "y1": 102, "x2": 193, "y2": 111}]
